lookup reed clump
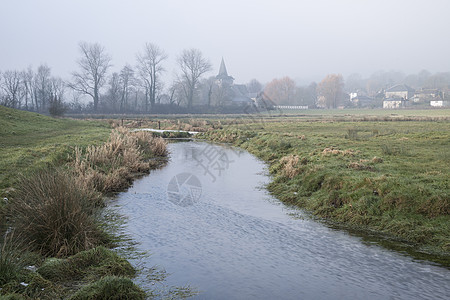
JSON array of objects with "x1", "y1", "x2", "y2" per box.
[
  {"x1": 10, "y1": 168, "x2": 106, "y2": 257},
  {"x1": 73, "y1": 128, "x2": 167, "y2": 194}
]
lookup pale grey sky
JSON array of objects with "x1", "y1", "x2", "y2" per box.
[{"x1": 1, "y1": 0, "x2": 449, "y2": 85}]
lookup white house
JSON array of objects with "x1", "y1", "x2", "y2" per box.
[{"x1": 383, "y1": 98, "x2": 407, "y2": 109}]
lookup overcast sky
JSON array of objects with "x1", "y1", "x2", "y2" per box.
[{"x1": 1, "y1": 0, "x2": 450, "y2": 85}]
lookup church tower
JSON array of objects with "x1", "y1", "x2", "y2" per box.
[{"x1": 215, "y1": 58, "x2": 234, "y2": 87}]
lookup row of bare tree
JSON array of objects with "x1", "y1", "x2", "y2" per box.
[
  {"x1": 0, "y1": 42, "x2": 214, "y2": 114},
  {"x1": 0, "y1": 65, "x2": 65, "y2": 113}
]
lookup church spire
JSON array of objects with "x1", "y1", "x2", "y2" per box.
[
  {"x1": 216, "y1": 57, "x2": 234, "y2": 86},
  {"x1": 218, "y1": 57, "x2": 229, "y2": 77}
]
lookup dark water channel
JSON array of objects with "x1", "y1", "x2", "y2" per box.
[{"x1": 113, "y1": 141, "x2": 449, "y2": 299}]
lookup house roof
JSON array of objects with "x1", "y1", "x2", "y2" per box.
[{"x1": 386, "y1": 84, "x2": 415, "y2": 93}]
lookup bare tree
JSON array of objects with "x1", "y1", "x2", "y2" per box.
[
  {"x1": 119, "y1": 64, "x2": 136, "y2": 112},
  {"x1": 48, "y1": 77, "x2": 66, "y2": 116},
  {"x1": 34, "y1": 64, "x2": 52, "y2": 112},
  {"x1": 69, "y1": 42, "x2": 111, "y2": 111},
  {"x1": 21, "y1": 67, "x2": 35, "y2": 111},
  {"x1": 136, "y1": 43, "x2": 167, "y2": 112},
  {"x1": 1, "y1": 70, "x2": 23, "y2": 108},
  {"x1": 105, "y1": 72, "x2": 122, "y2": 112},
  {"x1": 177, "y1": 48, "x2": 212, "y2": 108},
  {"x1": 247, "y1": 79, "x2": 263, "y2": 93}
]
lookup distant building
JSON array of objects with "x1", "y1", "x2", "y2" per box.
[
  {"x1": 213, "y1": 58, "x2": 253, "y2": 106},
  {"x1": 350, "y1": 94, "x2": 376, "y2": 107},
  {"x1": 215, "y1": 58, "x2": 234, "y2": 87},
  {"x1": 385, "y1": 84, "x2": 415, "y2": 100},
  {"x1": 430, "y1": 100, "x2": 449, "y2": 107},
  {"x1": 383, "y1": 98, "x2": 407, "y2": 109}
]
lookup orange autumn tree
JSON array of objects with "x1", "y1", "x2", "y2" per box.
[
  {"x1": 317, "y1": 74, "x2": 345, "y2": 108},
  {"x1": 264, "y1": 76, "x2": 297, "y2": 105}
]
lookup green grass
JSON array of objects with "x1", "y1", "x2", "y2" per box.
[
  {"x1": 0, "y1": 105, "x2": 111, "y2": 193},
  {"x1": 37, "y1": 246, "x2": 136, "y2": 282},
  {"x1": 68, "y1": 276, "x2": 146, "y2": 300},
  {"x1": 200, "y1": 116, "x2": 450, "y2": 265}
]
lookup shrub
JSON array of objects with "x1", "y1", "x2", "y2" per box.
[{"x1": 10, "y1": 168, "x2": 106, "y2": 257}]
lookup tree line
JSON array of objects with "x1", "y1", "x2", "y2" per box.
[
  {"x1": 1, "y1": 41, "x2": 450, "y2": 114},
  {"x1": 265, "y1": 71, "x2": 450, "y2": 109}
]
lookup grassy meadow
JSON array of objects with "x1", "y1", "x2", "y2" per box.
[{"x1": 0, "y1": 106, "x2": 111, "y2": 192}]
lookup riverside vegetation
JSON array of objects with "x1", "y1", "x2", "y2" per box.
[
  {"x1": 198, "y1": 113, "x2": 449, "y2": 266},
  {"x1": 0, "y1": 106, "x2": 196, "y2": 299}
]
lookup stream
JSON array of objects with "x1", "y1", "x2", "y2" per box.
[{"x1": 112, "y1": 141, "x2": 449, "y2": 299}]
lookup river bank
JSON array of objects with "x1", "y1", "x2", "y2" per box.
[
  {"x1": 0, "y1": 106, "x2": 174, "y2": 299},
  {"x1": 199, "y1": 119, "x2": 449, "y2": 266}
]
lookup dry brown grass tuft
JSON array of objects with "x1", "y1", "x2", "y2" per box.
[
  {"x1": 131, "y1": 131, "x2": 168, "y2": 157},
  {"x1": 73, "y1": 128, "x2": 167, "y2": 194},
  {"x1": 348, "y1": 162, "x2": 374, "y2": 171},
  {"x1": 280, "y1": 155, "x2": 303, "y2": 178},
  {"x1": 322, "y1": 148, "x2": 358, "y2": 156},
  {"x1": 11, "y1": 168, "x2": 105, "y2": 257}
]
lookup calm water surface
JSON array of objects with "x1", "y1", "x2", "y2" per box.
[{"x1": 113, "y1": 141, "x2": 449, "y2": 300}]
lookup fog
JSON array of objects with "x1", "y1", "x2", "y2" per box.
[{"x1": 1, "y1": 0, "x2": 450, "y2": 85}]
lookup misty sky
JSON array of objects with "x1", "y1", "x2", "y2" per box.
[{"x1": 1, "y1": 0, "x2": 450, "y2": 85}]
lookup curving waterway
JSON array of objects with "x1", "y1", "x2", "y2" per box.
[{"x1": 112, "y1": 141, "x2": 449, "y2": 299}]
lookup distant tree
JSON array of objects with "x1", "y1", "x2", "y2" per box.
[
  {"x1": 177, "y1": 48, "x2": 212, "y2": 108},
  {"x1": 136, "y1": 43, "x2": 167, "y2": 112},
  {"x1": 21, "y1": 67, "x2": 35, "y2": 111},
  {"x1": 264, "y1": 76, "x2": 297, "y2": 105},
  {"x1": 317, "y1": 74, "x2": 345, "y2": 108},
  {"x1": 47, "y1": 77, "x2": 66, "y2": 116},
  {"x1": 69, "y1": 42, "x2": 112, "y2": 111},
  {"x1": 346, "y1": 73, "x2": 365, "y2": 93},
  {"x1": 306, "y1": 82, "x2": 318, "y2": 107},
  {"x1": 296, "y1": 82, "x2": 318, "y2": 107},
  {"x1": 48, "y1": 94, "x2": 66, "y2": 116},
  {"x1": 104, "y1": 72, "x2": 121, "y2": 112},
  {"x1": 33, "y1": 64, "x2": 52, "y2": 112},
  {"x1": 1, "y1": 70, "x2": 23, "y2": 108},
  {"x1": 365, "y1": 70, "x2": 405, "y2": 96},
  {"x1": 119, "y1": 65, "x2": 136, "y2": 112},
  {"x1": 247, "y1": 79, "x2": 263, "y2": 93},
  {"x1": 168, "y1": 79, "x2": 186, "y2": 106},
  {"x1": 425, "y1": 72, "x2": 450, "y2": 89},
  {"x1": 200, "y1": 76, "x2": 217, "y2": 106}
]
